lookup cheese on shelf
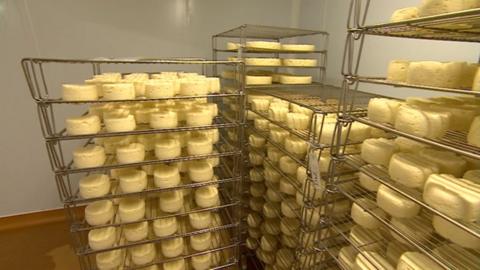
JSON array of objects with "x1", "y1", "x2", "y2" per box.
[
  {"x1": 390, "y1": 7, "x2": 419, "y2": 22},
  {"x1": 388, "y1": 152, "x2": 439, "y2": 189},
  {"x1": 367, "y1": 98, "x2": 403, "y2": 124}
]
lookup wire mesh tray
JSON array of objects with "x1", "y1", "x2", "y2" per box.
[
  {"x1": 353, "y1": 7, "x2": 480, "y2": 43},
  {"x1": 46, "y1": 114, "x2": 239, "y2": 141},
  {"x1": 70, "y1": 188, "x2": 238, "y2": 234},
  {"x1": 335, "y1": 181, "x2": 480, "y2": 270},
  {"x1": 356, "y1": 76, "x2": 480, "y2": 96},
  {"x1": 48, "y1": 136, "x2": 241, "y2": 174},
  {"x1": 61, "y1": 159, "x2": 240, "y2": 205},
  {"x1": 343, "y1": 154, "x2": 480, "y2": 239},
  {"x1": 351, "y1": 115, "x2": 480, "y2": 160}
]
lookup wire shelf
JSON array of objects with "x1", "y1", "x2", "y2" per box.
[
  {"x1": 48, "y1": 136, "x2": 241, "y2": 174},
  {"x1": 343, "y1": 154, "x2": 480, "y2": 239},
  {"x1": 352, "y1": 115, "x2": 480, "y2": 160},
  {"x1": 357, "y1": 8, "x2": 480, "y2": 43},
  {"x1": 47, "y1": 115, "x2": 239, "y2": 141},
  {"x1": 335, "y1": 181, "x2": 480, "y2": 270},
  {"x1": 356, "y1": 76, "x2": 480, "y2": 96},
  {"x1": 215, "y1": 48, "x2": 327, "y2": 54},
  {"x1": 70, "y1": 187, "x2": 238, "y2": 234},
  {"x1": 61, "y1": 159, "x2": 240, "y2": 205},
  {"x1": 213, "y1": 24, "x2": 328, "y2": 39},
  {"x1": 84, "y1": 222, "x2": 239, "y2": 270}
]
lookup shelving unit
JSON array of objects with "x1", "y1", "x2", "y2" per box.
[
  {"x1": 23, "y1": 58, "x2": 246, "y2": 270},
  {"x1": 327, "y1": 1, "x2": 480, "y2": 269}
]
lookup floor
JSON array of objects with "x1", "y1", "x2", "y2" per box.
[{"x1": 0, "y1": 221, "x2": 80, "y2": 270}]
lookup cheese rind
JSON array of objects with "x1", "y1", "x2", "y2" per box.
[
  {"x1": 367, "y1": 98, "x2": 403, "y2": 124},
  {"x1": 118, "y1": 197, "x2": 145, "y2": 222},
  {"x1": 158, "y1": 191, "x2": 183, "y2": 213},
  {"x1": 281, "y1": 58, "x2": 318, "y2": 67},
  {"x1": 387, "y1": 60, "x2": 410, "y2": 82},
  {"x1": 418, "y1": 148, "x2": 467, "y2": 177},
  {"x1": 394, "y1": 105, "x2": 451, "y2": 139},
  {"x1": 406, "y1": 61, "x2": 465, "y2": 89},
  {"x1": 355, "y1": 252, "x2": 395, "y2": 270},
  {"x1": 390, "y1": 7, "x2": 419, "y2": 22},
  {"x1": 102, "y1": 83, "x2": 135, "y2": 100},
  {"x1": 361, "y1": 138, "x2": 397, "y2": 167},
  {"x1": 281, "y1": 44, "x2": 315, "y2": 52},
  {"x1": 419, "y1": 0, "x2": 466, "y2": 17},
  {"x1": 88, "y1": 226, "x2": 116, "y2": 250},
  {"x1": 66, "y1": 115, "x2": 101, "y2": 135},
  {"x1": 79, "y1": 174, "x2": 110, "y2": 198},
  {"x1": 279, "y1": 75, "x2": 312, "y2": 84},
  {"x1": 119, "y1": 170, "x2": 147, "y2": 193},
  {"x1": 351, "y1": 198, "x2": 386, "y2": 229},
  {"x1": 245, "y1": 58, "x2": 281, "y2": 66},
  {"x1": 116, "y1": 143, "x2": 145, "y2": 164},
  {"x1": 124, "y1": 221, "x2": 148, "y2": 242},
  {"x1": 62, "y1": 84, "x2": 99, "y2": 101},
  {"x1": 73, "y1": 145, "x2": 106, "y2": 169},
  {"x1": 85, "y1": 200, "x2": 114, "y2": 226},
  {"x1": 388, "y1": 152, "x2": 439, "y2": 189},
  {"x1": 468, "y1": 116, "x2": 480, "y2": 147},
  {"x1": 397, "y1": 252, "x2": 442, "y2": 270},
  {"x1": 153, "y1": 217, "x2": 177, "y2": 237},
  {"x1": 377, "y1": 185, "x2": 420, "y2": 218},
  {"x1": 423, "y1": 174, "x2": 480, "y2": 221},
  {"x1": 161, "y1": 237, "x2": 184, "y2": 258}
]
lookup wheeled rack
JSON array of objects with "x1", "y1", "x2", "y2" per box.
[
  {"x1": 23, "y1": 57, "x2": 246, "y2": 270},
  {"x1": 327, "y1": 1, "x2": 480, "y2": 269}
]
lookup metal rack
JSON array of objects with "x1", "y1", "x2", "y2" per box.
[
  {"x1": 327, "y1": 1, "x2": 480, "y2": 269},
  {"x1": 23, "y1": 58, "x2": 246, "y2": 270},
  {"x1": 212, "y1": 24, "x2": 329, "y2": 86}
]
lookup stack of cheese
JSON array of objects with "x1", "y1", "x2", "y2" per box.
[
  {"x1": 356, "y1": 135, "x2": 480, "y2": 249},
  {"x1": 92, "y1": 211, "x2": 228, "y2": 270},
  {"x1": 62, "y1": 71, "x2": 220, "y2": 102},
  {"x1": 386, "y1": 59, "x2": 480, "y2": 91},
  {"x1": 367, "y1": 96, "x2": 480, "y2": 145},
  {"x1": 227, "y1": 40, "x2": 316, "y2": 52},
  {"x1": 390, "y1": 0, "x2": 480, "y2": 22},
  {"x1": 224, "y1": 40, "x2": 317, "y2": 86}
]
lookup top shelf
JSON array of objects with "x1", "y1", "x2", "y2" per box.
[
  {"x1": 354, "y1": 8, "x2": 480, "y2": 43},
  {"x1": 213, "y1": 24, "x2": 328, "y2": 39}
]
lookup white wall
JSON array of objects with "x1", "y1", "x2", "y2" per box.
[
  {"x1": 0, "y1": 0, "x2": 299, "y2": 216},
  {"x1": 300, "y1": 0, "x2": 480, "y2": 98}
]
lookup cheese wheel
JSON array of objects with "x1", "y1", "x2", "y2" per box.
[
  {"x1": 153, "y1": 164, "x2": 180, "y2": 188},
  {"x1": 62, "y1": 84, "x2": 99, "y2": 101},
  {"x1": 153, "y1": 217, "x2": 177, "y2": 237},
  {"x1": 119, "y1": 170, "x2": 147, "y2": 193},
  {"x1": 189, "y1": 211, "x2": 212, "y2": 229},
  {"x1": 423, "y1": 174, "x2": 480, "y2": 222},
  {"x1": 377, "y1": 185, "x2": 420, "y2": 218},
  {"x1": 145, "y1": 80, "x2": 175, "y2": 98},
  {"x1": 190, "y1": 232, "x2": 211, "y2": 251},
  {"x1": 104, "y1": 112, "x2": 136, "y2": 132},
  {"x1": 397, "y1": 252, "x2": 442, "y2": 270},
  {"x1": 388, "y1": 152, "x2": 439, "y2": 189},
  {"x1": 281, "y1": 44, "x2": 315, "y2": 52},
  {"x1": 387, "y1": 60, "x2": 410, "y2": 82},
  {"x1": 351, "y1": 198, "x2": 386, "y2": 229},
  {"x1": 116, "y1": 143, "x2": 145, "y2": 164},
  {"x1": 246, "y1": 41, "x2": 281, "y2": 50},
  {"x1": 245, "y1": 58, "x2": 281, "y2": 66},
  {"x1": 191, "y1": 253, "x2": 211, "y2": 270},
  {"x1": 85, "y1": 200, "x2": 114, "y2": 226},
  {"x1": 124, "y1": 221, "x2": 148, "y2": 242},
  {"x1": 96, "y1": 249, "x2": 123, "y2": 270},
  {"x1": 79, "y1": 174, "x2": 110, "y2": 199},
  {"x1": 361, "y1": 138, "x2": 397, "y2": 167},
  {"x1": 150, "y1": 111, "x2": 178, "y2": 129},
  {"x1": 390, "y1": 7, "x2": 419, "y2": 22},
  {"x1": 66, "y1": 115, "x2": 101, "y2": 135},
  {"x1": 195, "y1": 186, "x2": 219, "y2": 208},
  {"x1": 281, "y1": 59, "x2": 317, "y2": 67},
  {"x1": 367, "y1": 98, "x2": 403, "y2": 124},
  {"x1": 73, "y1": 145, "x2": 106, "y2": 169},
  {"x1": 159, "y1": 190, "x2": 183, "y2": 213},
  {"x1": 102, "y1": 83, "x2": 135, "y2": 100},
  {"x1": 279, "y1": 75, "x2": 312, "y2": 84},
  {"x1": 88, "y1": 226, "x2": 116, "y2": 250},
  {"x1": 118, "y1": 197, "x2": 145, "y2": 222}
]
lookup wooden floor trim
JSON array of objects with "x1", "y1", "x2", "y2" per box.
[{"x1": 0, "y1": 207, "x2": 83, "y2": 232}]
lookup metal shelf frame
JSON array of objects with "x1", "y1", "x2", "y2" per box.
[
  {"x1": 328, "y1": 1, "x2": 480, "y2": 269},
  {"x1": 23, "y1": 58, "x2": 247, "y2": 270},
  {"x1": 212, "y1": 24, "x2": 329, "y2": 87}
]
